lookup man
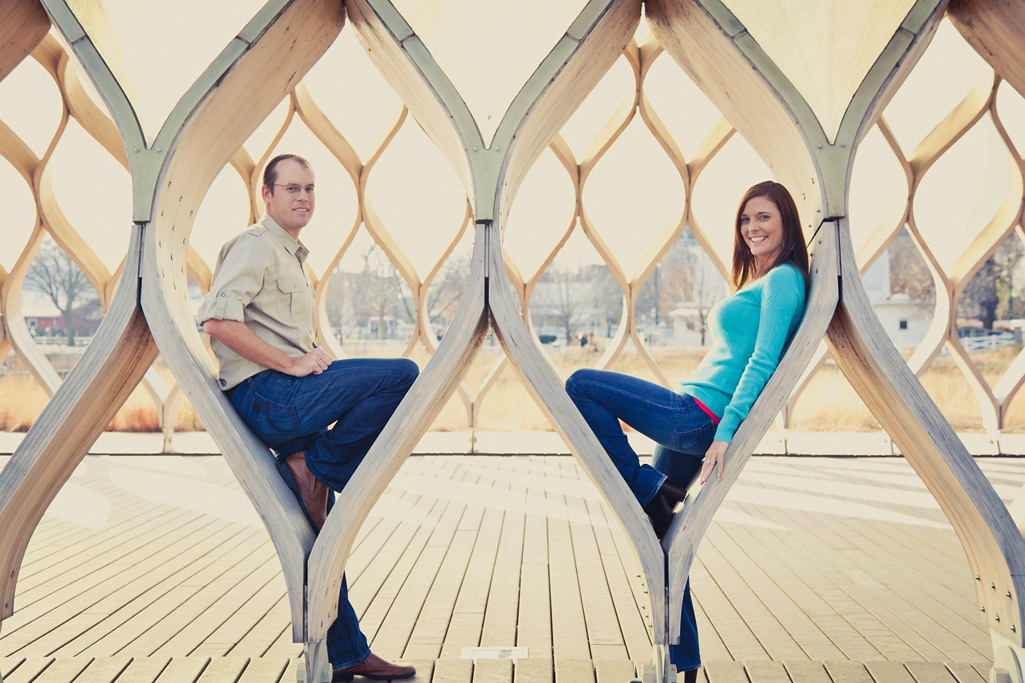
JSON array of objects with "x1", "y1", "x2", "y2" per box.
[{"x1": 199, "y1": 154, "x2": 418, "y2": 681}]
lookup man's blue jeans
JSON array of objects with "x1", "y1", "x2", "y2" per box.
[
  {"x1": 230, "y1": 357, "x2": 419, "y2": 669},
  {"x1": 566, "y1": 368, "x2": 714, "y2": 672}
]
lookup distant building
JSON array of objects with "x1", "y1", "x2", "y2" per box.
[{"x1": 861, "y1": 251, "x2": 935, "y2": 351}]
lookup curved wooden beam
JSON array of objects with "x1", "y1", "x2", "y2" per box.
[
  {"x1": 0, "y1": 225, "x2": 157, "y2": 622},
  {"x1": 648, "y1": 0, "x2": 948, "y2": 659},
  {"x1": 948, "y1": 0, "x2": 1025, "y2": 99},
  {"x1": 0, "y1": 0, "x2": 49, "y2": 83}
]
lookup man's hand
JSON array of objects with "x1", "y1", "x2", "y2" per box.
[
  {"x1": 203, "y1": 318, "x2": 330, "y2": 376},
  {"x1": 287, "y1": 347, "x2": 332, "y2": 377}
]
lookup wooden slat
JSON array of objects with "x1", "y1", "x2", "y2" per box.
[
  {"x1": 74, "y1": 656, "x2": 133, "y2": 683},
  {"x1": 514, "y1": 659, "x2": 552, "y2": 683},
  {"x1": 153, "y1": 657, "x2": 209, "y2": 683},
  {"x1": 30, "y1": 657, "x2": 91, "y2": 683},
  {"x1": 473, "y1": 659, "x2": 512, "y2": 683},
  {"x1": 745, "y1": 662, "x2": 792, "y2": 683},
  {"x1": 3, "y1": 658, "x2": 53, "y2": 683},
  {"x1": 235, "y1": 658, "x2": 288, "y2": 683},
  {"x1": 824, "y1": 662, "x2": 874, "y2": 683},
  {"x1": 554, "y1": 659, "x2": 593, "y2": 683},
  {"x1": 433, "y1": 659, "x2": 473, "y2": 683},
  {"x1": 546, "y1": 493, "x2": 591, "y2": 661},
  {"x1": 865, "y1": 662, "x2": 917, "y2": 683},
  {"x1": 594, "y1": 660, "x2": 635, "y2": 683},
  {"x1": 108, "y1": 656, "x2": 170, "y2": 683},
  {"x1": 195, "y1": 656, "x2": 248, "y2": 683},
  {"x1": 704, "y1": 661, "x2": 748, "y2": 683},
  {"x1": 784, "y1": 661, "x2": 831, "y2": 683},
  {"x1": 944, "y1": 663, "x2": 988, "y2": 683},
  {"x1": 904, "y1": 662, "x2": 960, "y2": 683}
]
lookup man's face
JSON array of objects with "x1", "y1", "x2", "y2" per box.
[{"x1": 262, "y1": 159, "x2": 315, "y2": 237}]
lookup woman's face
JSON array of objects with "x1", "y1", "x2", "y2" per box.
[{"x1": 740, "y1": 195, "x2": 784, "y2": 272}]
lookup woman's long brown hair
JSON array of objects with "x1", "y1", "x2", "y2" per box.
[{"x1": 731, "y1": 180, "x2": 810, "y2": 291}]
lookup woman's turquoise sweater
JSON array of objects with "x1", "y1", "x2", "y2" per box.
[{"x1": 679, "y1": 262, "x2": 806, "y2": 443}]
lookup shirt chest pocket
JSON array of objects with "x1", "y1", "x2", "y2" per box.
[{"x1": 276, "y1": 276, "x2": 311, "y2": 321}]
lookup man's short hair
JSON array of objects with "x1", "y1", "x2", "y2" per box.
[{"x1": 263, "y1": 154, "x2": 312, "y2": 192}]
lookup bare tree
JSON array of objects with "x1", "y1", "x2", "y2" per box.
[
  {"x1": 23, "y1": 238, "x2": 99, "y2": 346},
  {"x1": 585, "y1": 264, "x2": 623, "y2": 338},
  {"x1": 358, "y1": 244, "x2": 409, "y2": 340},
  {"x1": 889, "y1": 228, "x2": 935, "y2": 302},
  {"x1": 426, "y1": 253, "x2": 470, "y2": 336},
  {"x1": 958, "y1": 236, "x2": 1024, "y2": 329}
]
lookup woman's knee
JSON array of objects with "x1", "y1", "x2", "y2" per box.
[
  {"x1": 393, "y1": 357, "x2": 420, "y2": 387},
  {"x1": 565, "y1": 368, "x2": 601, "y2": 398}
]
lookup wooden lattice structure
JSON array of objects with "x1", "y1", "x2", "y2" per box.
[{"x1": 2, "y1": 1, "x2": 1025, "y2": 682}]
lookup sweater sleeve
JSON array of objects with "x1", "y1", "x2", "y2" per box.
[{"x1": 714, "y1": 266, "x2": 805, "y2": 442}]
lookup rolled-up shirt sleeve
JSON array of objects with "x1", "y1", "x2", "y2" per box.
[{"x1": 198, "y1": 237, "x2": 265, "y2": 324}]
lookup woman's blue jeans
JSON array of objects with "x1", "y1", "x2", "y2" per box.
[
  {"x1": 230, "y1": 357, "x2": 419, "y2": 669},
  {"x1": 566, "y1": 368, "x2": 713, "y2": 672}
]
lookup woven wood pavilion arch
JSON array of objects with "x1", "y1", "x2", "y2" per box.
[{"x1": 3, "y1": 2, "x2": 1025, "y2": 683}]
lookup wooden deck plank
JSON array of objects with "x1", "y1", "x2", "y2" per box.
[
  {"x1": 514, "y1": 658, "x2": 552, "y2": 683},
  {"x1": 480, "y1": 474, "x2": 527, "y2": 648},
  {"x1": 31, "y1": 656, "x2": 92, "y2": 683},
  {"x1": 704, "y1": 661, "x2": 748, "y2": 683},
  {"x1": 433, "y1": 658, "x2": 473, "y2": 683},
  {"x1": 546, "y1": 492, "x2": 591, "y2": 662},
  {"x1": 230, "y1": 595, "x2": 291, "y2": 658},
  {"x1": 688, "y1": 554, "x2": 769, "y2": 662},
  {"x1": 904, "y1": 662, "x2": 959, "y2": 683},
  {"x1": 565, "y1": 488, "x2": 627, "y2": 660},
  {"x1": 864, "y1": 662, "x2": 916, "y2": 683},
  {"x1": 586, "y1": 497, "x2": 651, "y2": 662},
  {"x1": 692, "y1": 586, "x2": 731, "y2": 663},
  {"x1": 824, "y1": 661, "x2": 874, "y2": 683},
  {"x1": 146, "y1": 552, "x2": 282, "y2": 658},
  {"x1": 784, "y1": 661, "x2": 831, "y2": 683},
  {"x1": 362, "y1": 469, "x2": 478, "y2": 656},
  {"x1": 108, "y1": 656, "x2": 170, "y2": 683},
  {"x1": 770, "y1": 506, "x2": 991, "y2": 661},
  {"x1": 712, "y1": 519, "x2": 873, "y2": 660},
  {"x1": 116, "y1": 545, "x2": 280, "y2": 657},
  {"x1": 437, "y1": 475, "x2": 507, "y2": 659},
  {"x1": 235, "y1": 657, "x2": 288, "y2": 683},
  {"x1": 28, "y1": 524, "x2": 262, "y2": 658},
  {"x1": 745, "y1": 661, "x2": 791, "y2": 683},
  {"x1": 594, "y1": 659, "x2": 635, "y2": 683},
  {"x1": 70, "y1": 532, "x2": 269, "y2": 658},
  {"x1": 153, "y1": 656, "x2": 209, "y2": 683},
  {"x1": 2, "y1": 658, "x2": 53, "y2": 683},
  {"x1": 732, "y1": 500, "x2": 938, "y2": 661},
  {"x1": 734, "y1": 501, "x2": 969, "y2": 662},
  {"x1": 944, "y1": 663, "x2": 987, "y2": 683},
  {"x1": 515, "y1": 477, "x2": 552, "y2": 659},
  {"x1": 701, "y1": 528, "x2": 812, "y2": 660},
  {"x1": 74, "y1": 656, "x2": 133, "y2": 683},
  {"x1": 554, "y1": 659, "x2": 593, "y2": 683},
  {"x1": 194, "y1": 655, "x2": 248, "y2": 683},
  {"x1": 473, "y1": 659, "x2": 512, "y2": 683}
]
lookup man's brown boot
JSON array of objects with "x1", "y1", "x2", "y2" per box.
[{"x1": 284, "y1": 452, "x2": 328, "y2": 532}]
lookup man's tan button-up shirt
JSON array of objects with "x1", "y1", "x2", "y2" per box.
[{"x1": 197, "y1": 215, "x2": 317, "y2": 390}]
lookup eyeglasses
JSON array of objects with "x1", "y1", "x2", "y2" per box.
[{"x1": 271, "y1": 184, "x2": 315, "y2": 195}]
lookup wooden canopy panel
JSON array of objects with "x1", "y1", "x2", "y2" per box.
[
  {"x1": 0, "y1": 0, "x2": 49, "y2": 82},
  {"x1": 949, "y1": 0, "x2": 1025, "y2": 98}
]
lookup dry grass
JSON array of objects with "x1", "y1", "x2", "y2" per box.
[{"x1": 3, "y1": 343, "x2": 1024, "y2": 434}]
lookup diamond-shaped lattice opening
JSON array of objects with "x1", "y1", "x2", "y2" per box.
[
  {"x1": 788, "y1": 355, "x2": 882, "y2": 432},
  {"x1": 0, "y1": 54, "x2": 62, "y2": 158},
  {"x1": 560, "y1": 53, "x2": 636, "y2": 159},
  {"x1": 996, "y1": 80, "x2": 1025, "y2": 155},
  {"x1": 954, "y1": 230, "x2": 1025, "y2": 395},
  {"x1": 326, "y1": 227, "x2": 416, "y2": 358},
  {"x1": 641, "y1": 50, "x2": 725, "y2": 160},
  {"x1": 623, "y1": 227, "x2": 727, "y2": 386},
  {"x1": 883, "y1": 18, "x2": 990, "y2": 154},
  {"x1": 848, "y1": 126, "x2": 908, "y2": 255},
  {"x1": 870, "y1": 228, "x2": 937, "y2": 357}
]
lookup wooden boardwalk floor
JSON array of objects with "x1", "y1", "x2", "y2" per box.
[{"x1": 0, "y1": 454, "x2": 1018, "y2": 683}]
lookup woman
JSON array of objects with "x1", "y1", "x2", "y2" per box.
[{"x1": 565, "y1": 180, "x2": 809, "y2": 680}]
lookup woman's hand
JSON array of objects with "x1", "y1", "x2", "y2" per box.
[{"x1": 700, "y1": 440, "x2": 729, "y2": 484}]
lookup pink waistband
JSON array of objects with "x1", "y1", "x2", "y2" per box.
[{"x1": 691, "y1": 396, "x2": 720, "y2": 425}]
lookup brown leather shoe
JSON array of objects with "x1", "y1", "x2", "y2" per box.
[
  {"x1": 332, "y1": 652, "x2": 415, "y2": 681},
  {"x1": 284, "y1": 452, "x2": 328, "y2": 532}
]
